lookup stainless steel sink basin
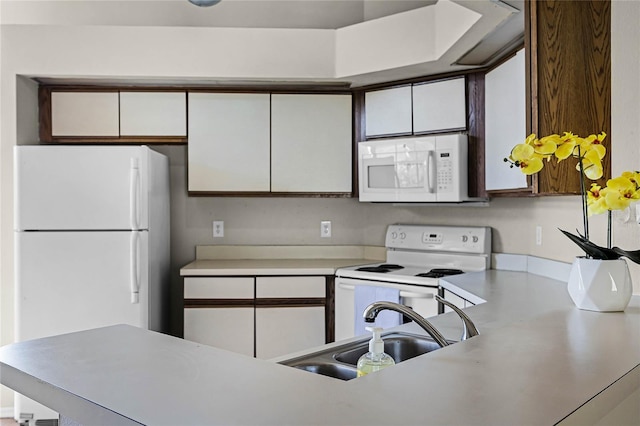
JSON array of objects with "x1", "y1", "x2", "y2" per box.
[
  {"x1": 334, "y1": 334, "x2": 443, "y2": 365},
  {"x1": 279, "y1": 332, "x2": 449, "y2": 381},
  {"x1": 292, "y1": 362, "x2": 357, "y2": 380}
]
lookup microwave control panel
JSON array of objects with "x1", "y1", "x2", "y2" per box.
[{"x1": 436, "y1": 151, "x2": 453, "y2": 192}]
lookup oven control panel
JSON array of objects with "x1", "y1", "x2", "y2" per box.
[{"x1": 386, "y1": 224, "x2": 491, "y2": 254}]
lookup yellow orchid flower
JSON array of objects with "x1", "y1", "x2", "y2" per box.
[
  {"x1": 603, "y1": 175, "x2": 640, "y2": 210},
  {"x1": 554, "y1": 132, "x2": 579, "y2": 161},
  {"x1": 509, "y1": 143, "x2": 543, "y2": 175},
  {"x1": 533, "y1": 134, "x2": 560, "y2": 156},
  {"x1": 621, "y1": 171, "x2": 640, "y2": 189},
  {"x1": 577, "y1": 148, "x2": 604, "y2": 180},
  {"x1": 586, "y1": 183, "x2": 609, "y2": 215},
  {"x1": 580, "y1": 132, "x2": 607, "y2": 160}
]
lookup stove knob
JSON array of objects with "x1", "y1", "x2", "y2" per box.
[
  {"x1": 399, "y1": 232, "x2": 406, "y2": 239},
  {"x1": 391, "y1": 232, "x2": 398, "y2": 239},
  {"x1": 472, "y1": 236, "x2": 479, "y2": 243},
  {"x1": 462, "y1": 235, "x2": 469, "y2": 243}
]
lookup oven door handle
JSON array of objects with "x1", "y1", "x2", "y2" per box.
[
  {"x1": 400, "y1": 291, "x2": 434, "y2": 299},
  {"x1": 337, "y1": 283, "x2": 356, "y2": 291},
  {"x1": 338, "y1": 281, "x2": 436, "y2": 299}
]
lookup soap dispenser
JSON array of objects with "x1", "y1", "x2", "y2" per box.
[{"x1": 356, "y1": 326, "x2": 395, "y2": 377}]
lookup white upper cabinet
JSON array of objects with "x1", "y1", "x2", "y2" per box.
[
  {"x1": 51, "y1": 92, "x2": 119, "y2": 137},
  {"x1": 364, "y1": 86, "x2": 412, "y2": 137},
  {"x1": 271, "y1": 94, "x2": 352, "y2": 193},
  {"x1": 120, "y1": 92, "x2": 186, "y2": 136},
  {"x1": 412, "y1": 77, "x2": 466, "y2": 133},
  {"x1": 188, "y1": 93, "x2": 271, "y2": 192},
  {"x1": 485, "y1": 49, "x2": 527, "y2": 191}
]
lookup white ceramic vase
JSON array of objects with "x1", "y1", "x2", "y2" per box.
[{"x1": 567, "y1": 257, "x2": 633, "y2": 312}]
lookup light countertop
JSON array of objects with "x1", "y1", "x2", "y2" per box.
[
  {"x1": 180, "y1": 244, "x2": 384, "y2": 276},
  {"x1": 180, "y1": 258, "x2": 377, "y2": 276},
  {"x1": 2, "y1": 270, "x2": 639, "y2": 425}
]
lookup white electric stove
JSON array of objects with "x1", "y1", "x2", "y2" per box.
[{"x1": 334, "y1": 224, "x2": 491, "y2": 340}]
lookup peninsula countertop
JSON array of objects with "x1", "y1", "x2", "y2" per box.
[{"x1": 2, "y1": 270, "x2": 639, "y2": 425}]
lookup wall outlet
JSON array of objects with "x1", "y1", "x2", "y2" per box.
[
  {"x1": 321, "y1": 221, "x2": 332, "y2": 238},
  {"x1": 213, "y1": 221, "x2": 224, "y2": 238},
  {"x1": 535, "y1": 225, "x2": 542, "y2": 245}
]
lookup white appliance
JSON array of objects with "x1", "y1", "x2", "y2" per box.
[
  {"x1": 358, "y1": 134, "x2": 472, "y2": 203},
  {"x1": 13, "y1": 145, "x2": 170, "y2": 425},
  {"x1": 334, "y1": 224, "x2": 491, "y2": 341}
]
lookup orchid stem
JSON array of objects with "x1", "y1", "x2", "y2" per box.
[
  {"x1": 577, "y1": 147, "x2": 590, "y2": 244},
  {"x1": 607, "y1": 210, "x2": 612, "y2": 249}
]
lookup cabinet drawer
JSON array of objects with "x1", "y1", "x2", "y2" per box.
[
  {"x1": 256, "y1": 277, "x2": 325, "y2": 298},
  {"x1": 184, "y1": 277, "x2": 254, "y2": 299}
]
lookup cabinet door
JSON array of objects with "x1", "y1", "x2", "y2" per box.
[
  {"x1": 255, "y1": 307, "x2": 325, "y2": 359},
  {"x1": 120, "y1": 92, "x2": 186, "y2": 136},
  {"x1": 364, "y1": 86, "x2": 412, "y2": 137},
  {"x1": 184, "y1": 308, "x2": 254, "y2": 357},
  {"x1": 51, "y1": 92, "x2": 119, "y2": 136},
  {"x1": 412, "y1": 77, "x2": 466, "y2": 133},
  {"x1": 442, "y1": 289, "x2": 468, "y2": 312},
  {"x1": 271, "y1": 94, "x2": 352, "y2": 193},
  {"x1": 183, "y1": 277, "x2": 254, "y2": 356},
  {"x1": 485, "y1": 50, "x2": 527, "y2": 191},
  {"x1": 188, "y1": 93, "x2": 270, "y2": 192}
]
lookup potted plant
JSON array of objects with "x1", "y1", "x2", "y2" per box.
[{"x1": 506, "y1": 132, "x2": 639, "y2": 311}]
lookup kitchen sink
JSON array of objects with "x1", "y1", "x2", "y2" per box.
[
  {"x1": 292, "y1": 362, "x2": 357, "y2": 380},
  {"x1": 333, "y1": 334, "x2": 443, "y2": 365},
  {"x1": 280, "y1": 332, "x2": 449, "y2": 381}
]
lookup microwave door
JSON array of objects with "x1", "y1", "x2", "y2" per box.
[
  {"x1": 359, "y1": 155, "x2": 399, "y2": 201},
  {"x1": 394, "y1": 151, "x2": 437, "y2": 202}
]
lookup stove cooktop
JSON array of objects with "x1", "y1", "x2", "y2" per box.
[{"x1": 337, "y1": 263, "x2": 472, "y2": 286}]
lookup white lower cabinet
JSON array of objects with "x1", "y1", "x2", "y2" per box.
[
  {"x1": 183, "y1": 276, "x2": 328, "y2": 359},
  {"x1": 442, "y1": 289, "x2": 472, "y2": 312},
  {"x1": 184, "y1": 308, "x2": 254, "y2": 357},
  {"x1": 255, "y1": 306, "x2": 325, "y2": 359}
]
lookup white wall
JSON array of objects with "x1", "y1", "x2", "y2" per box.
[{"x1": 1, "y1": 1, "x2": 639, "y2": 413}]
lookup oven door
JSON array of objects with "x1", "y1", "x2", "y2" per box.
[{"x1": 335, "y1": 277, "x2": 439, "y2": 341}]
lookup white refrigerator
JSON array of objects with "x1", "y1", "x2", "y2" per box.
[{"x1": 13, "y1": 145, "x2": 170, "y2": 424}]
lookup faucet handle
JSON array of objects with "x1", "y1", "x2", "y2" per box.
[{"x1": 435, "y1": 294, "x2": 479, "y2": 341}]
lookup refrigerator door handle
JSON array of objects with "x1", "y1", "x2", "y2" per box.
[
  {"x1": 130, "y1": 231, "x2": 141, "y2": 304},
  {"x1": 130, "y1": 158, "x2": 140, "y2": 231}
]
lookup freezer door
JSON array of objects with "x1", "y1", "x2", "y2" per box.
[
  {"x1": 14, "y1": 145, "x2": 150, "y2": 231},
  {"x1": 15, "y1": 231, "x2": 149, "y2": 341}
]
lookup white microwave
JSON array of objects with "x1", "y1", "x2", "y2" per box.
[{"x1": 358, "y1": 134, "x2": 470, "y2": 202}]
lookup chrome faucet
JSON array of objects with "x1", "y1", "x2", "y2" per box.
[
  {"x1": 362, "y1": 301, "x2": 450, "y2": 348},
  {"x1": 435, "y1": 294, "x2": 480, "y2": 341}
]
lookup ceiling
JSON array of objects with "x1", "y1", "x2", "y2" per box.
[{"x1": 2, "y1": 0, "x2": 524, "y2": 87}]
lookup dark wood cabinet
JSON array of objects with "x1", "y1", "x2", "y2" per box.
[{"x1": 526, "y1": 0, "x2": 611, "y2": 195}]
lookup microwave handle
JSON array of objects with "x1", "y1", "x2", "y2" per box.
[{"x1": 427, "y1": 151, "x2": 436, "y2": 193}]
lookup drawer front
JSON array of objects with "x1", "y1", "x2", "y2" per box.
[
  {"x1": 256, "y1": 277, "x2": 325, "y2": 298},
  {"x1": 184, "y1": 277, "x2": 254, "y2": 299}
]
